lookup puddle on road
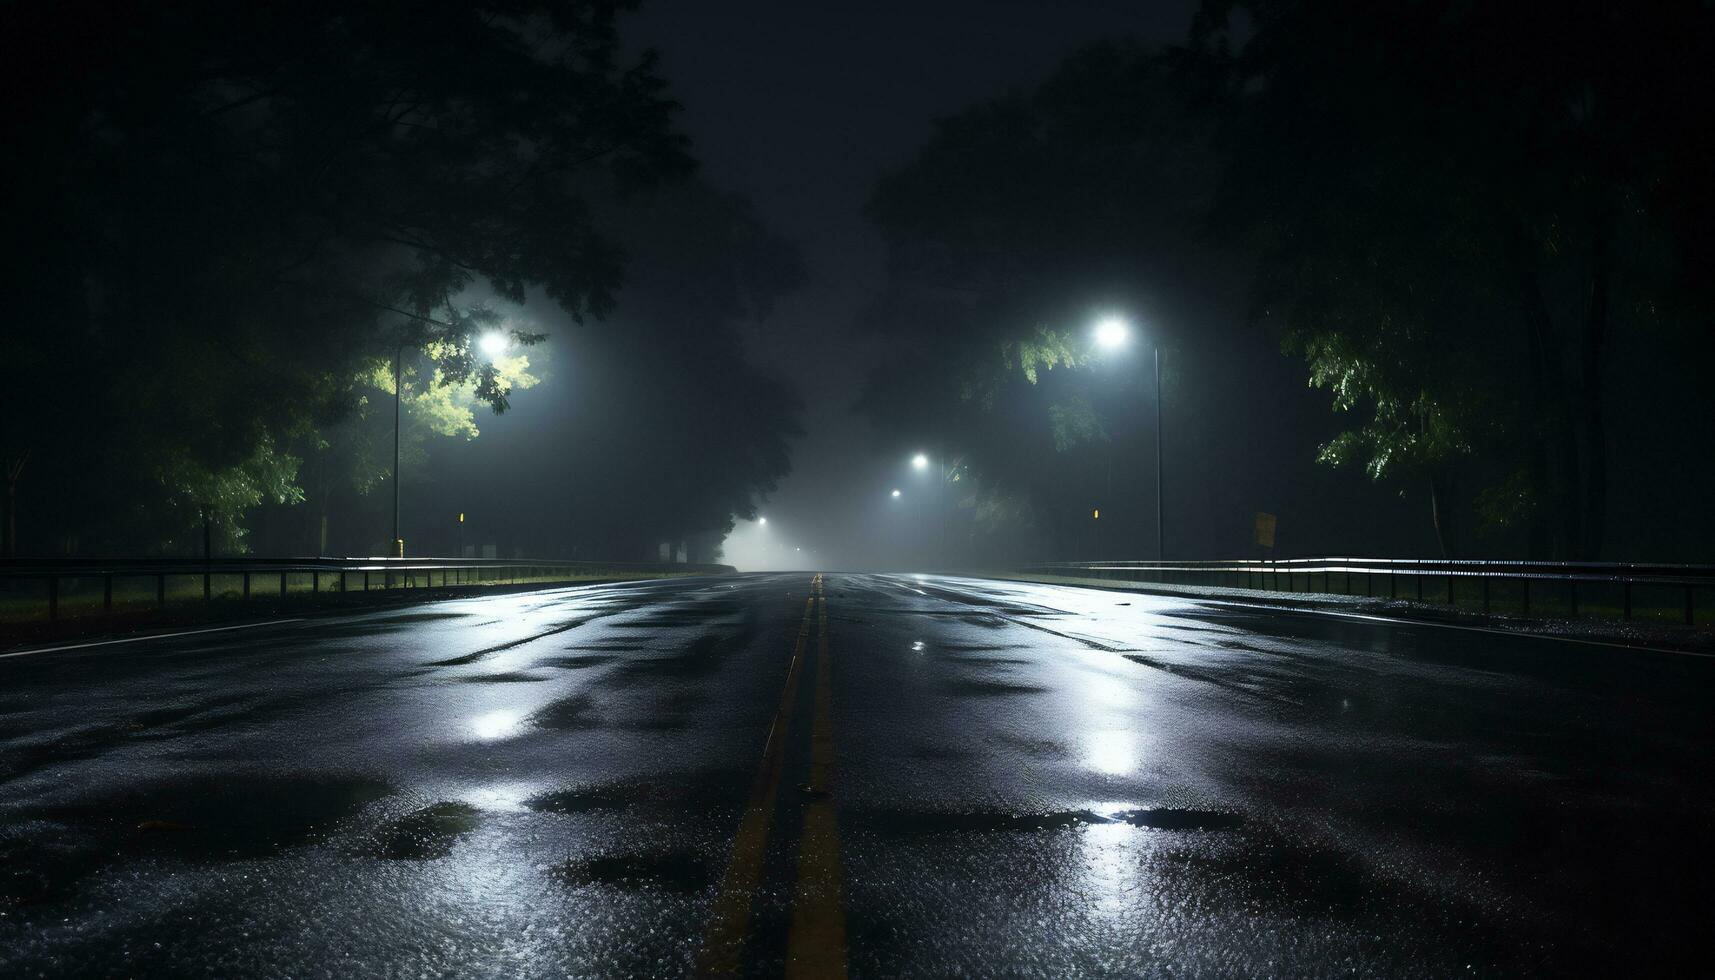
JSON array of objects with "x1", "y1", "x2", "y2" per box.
[
  {"x1": 2, "y1": 694, "x2": 313, "y2": 781},
  {"x1": 907, "y1": 741, "x2": 977, "y2": 760},
  {"x1": 855, "y1": 807, "x2": 1244, "y2": 835},
  {"x1": 2, "y1": 772, "x2": 391, "y2": 912},
  {"x1": 457, "y1": 671, "x2": 551, "y2": 684},
  {"x1": 526, "y1": 773, "x2": 748, "y2": 817},
  {"x1": 374, "y1": 611, "x2": 470, "y2": 625},
  {"x1": 939, "y1": 678, "x2": 1051, "y2": 697},
  {"x1": 943, "y1": 655, "x2": 1033, "y2": 667},
  {"x1": 425, "y1": 619, "x2": 591, "y2": 667},
  {"x1": 528, "y1": 783, "x2": 649, "y2": 814},
  {"x1": 529, "y1": 693, "x2": 600, "y2": 730},
  {"x1": 609, "y1": 629, "x2": 756, "y2": 683},
  {"x1": 556, "y1": 851, "x2": 713, "y2": 893},
  {"x1": 604, "y1": 601, "x2": 747, "y2": 629},
  {"x1": 358, "y1": 802, "x2": 481, "y2": 860},
  {"x1": 538, "y1": 653, "x2": 621, "y2": 669}
]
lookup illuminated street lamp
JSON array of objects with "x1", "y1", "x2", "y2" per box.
[
  {"x1": 1092, "y1": 314, "x2": 1165, "y2": 560},
  {"x1": 1095, "y1": 315, "x2": 1130, "y2": 350},
  {"x1": 758, "y1": 516, "x2": 768, "y2": 526},
  {"x1": 390, "y1": 327, "x2": 513, "y2": 562},
  {"x1": 479, "y1": 331, "x2": 510, "y2": 359},
  {"x1": 911, "y1": 453, "x2": 929, "y2": 471},
  {"x1": 891, "y1": 489, "x2": 902, "y2": 498}
]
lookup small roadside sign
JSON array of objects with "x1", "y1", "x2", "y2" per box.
[{"x1": 1254, "y1": 511, "x2": 1277, "y2": 549}]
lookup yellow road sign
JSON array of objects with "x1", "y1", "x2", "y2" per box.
[{"x1": 1254, "y1": 511, "x2": 1277, "y2": 549}]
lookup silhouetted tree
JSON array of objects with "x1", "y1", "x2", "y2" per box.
[
  {"x1": 861, "y1": 42, "x2": 1221, "y2": 557},
  {"x1": 2, "y1": 0, "x2": 691, "y2": 553},
  {"x1": 1181, "y1": 0, "x2": 1715, "y2": 558}
]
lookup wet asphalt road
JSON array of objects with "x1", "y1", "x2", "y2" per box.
[{"x1": 1, "y1": 572, "x2": 1711, "y2": 977}]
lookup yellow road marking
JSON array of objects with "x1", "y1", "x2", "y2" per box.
[
  {"x1": 786, "y1": 584, "x2": 848, "y2": 977},
  {"x1": 698, "y1": 575, "x2": 820, "y2": 975}
]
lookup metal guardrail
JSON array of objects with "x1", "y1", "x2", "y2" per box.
[
  {"x1": 1018, "y1": 557, "x2": 1715, "y2": 627},
  {"x1": 0, "y1": 557, "x2": 735, "y2": 623}
]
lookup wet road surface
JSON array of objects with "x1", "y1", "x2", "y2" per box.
[{"x1": 2, "y1": 572, "x2": 1711, "y2": 976}]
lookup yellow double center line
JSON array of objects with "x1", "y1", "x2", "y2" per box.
[{"x1": 698, "y1": 574, "x2": 847, "y2": 977}]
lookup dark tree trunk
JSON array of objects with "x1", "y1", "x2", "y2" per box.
[
  {"x1": 1515, "y1": 245, "x2": 1583, "y2": 558},
  {"x1": 1429, "y1": 467, "x2": 1456, "y2": 559},
  {"x1": 1578, "y1": 210, "x2": 1611, "y2": 560},
  {"x1": 4, "y1": 450, "x2": 27, "y2": 557}
]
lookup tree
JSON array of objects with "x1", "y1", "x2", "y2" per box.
[
  {"x1": 1, "y1": 0, "x2": 691, "y2": 554},
  {"x1": 861, "y1": 41, "x2": 1221, "y2": 558},
  {"x1": 1181, "y1": 0, "x2": 1715, "y2": 558}
]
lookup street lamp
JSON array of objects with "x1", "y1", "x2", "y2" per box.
[
  {"x1": 911, "y1": 453, "x2": 929, "y2": 471},
  {"x1": 890, "y1": 489, "x2": 902, "y2": 498},
  {"x1": 479, "y1": 331, "x2": 510, "y2": 359},
  {"x1": 758, "y1": 516, "x2": 768, "y2": 526},
  {"x1": 390, "y1": 327, "x2": 513, "y2": 562},
  {"x1": 1092, "y1": 315, "x2": 1164, "y2": 560},
  {"x1": 1095, "y1": 315, "x2": 1130, "y2": 350}
]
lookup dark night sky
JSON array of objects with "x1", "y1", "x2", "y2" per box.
[{"x1": 628, "y1": 2, "x2": 1210, "y2": 566}]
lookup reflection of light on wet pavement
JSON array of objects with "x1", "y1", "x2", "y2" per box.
[
  {"x1": 469, "y1": 709, "x2": 524, "y2": 740},
  {"x1": 1084, "y1": 730, "x2": 1137, "y2": 775},
  {"x1": 464, "y1": 781, "x2": 543, "y2": 811},
  {"x1": 1078, "y1": 818, "x2": 1148, "y2": 918},
  {"x1": 911, "y1": 640, "x2": 926, "y2": 652}
]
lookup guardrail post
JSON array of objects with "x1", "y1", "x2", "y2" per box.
[
  {"x1": 47, "y1": 575, "x2": 58, "y2": 621},
  {"x1": 1522, "y1": 579, "x2": 1530, "y2": 617},
  {"x1": 1416, "y1": 574, "x2": 1423, "y2": 602},
  {"x1": 242, "y1": 572, "x2": 250, "y2": 598},
  {"x1": 1570, "y1": 581, "x2": 1579, "y2": 619},
  {"x1": 1481, "y1": 577, "x2": 1490, "y2": 614},
  {"x1": 1446, "y1": 574, "x2": 1455, "y2": 607},
  {"x1": 157, "y1": 574, "x2": 166, "y2": 609},
  {"x1": 1622, "y1": 582, "x2": 1632, "y2": 622},
  {"x1": 363, "y1": 571, "x2": 370, "y2": 591},
  {"x1": 203, "y1": 570, "x2": 211, "y2": 601},
  {"x1": 103, "y1": 574, "x2": 113, "y2": 613},
  {"x1": 280, "y1": 571, "x2": 288, "y2": 598},
  {"x1": 1388, "y1": 573, "x2": 1397, "y2": 600},
  {"x1": 1687, "y1": 587, "x2": 1695, "y2": 627}
]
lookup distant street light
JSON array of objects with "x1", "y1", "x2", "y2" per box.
[
  {"x1": 758, "y1": 516, "x2": 768, "y2": 526},
  {"x1": 909, "y1": 449, "x2": 951, "y2": 567},
  {"x1": 1092, "y1": 315, "x2": 1165, "y2": 560},
  {"x1": 891, "y1": 489, "x2": 902, "y2": 498},
  {"x1": 479, "y1": 331, "x2": 510, "y2": 359}
]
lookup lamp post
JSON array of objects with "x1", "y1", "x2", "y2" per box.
[
  {"x1": 1094, "y1": 315, "x2": 1164, "y2": 561},
  {"x1": 392, "y1": 343, "x2": 404, "y2": 558},
  {"x1": 392, "y1": 330, "x2": 510, "y2": 560},
  {"x1": 910, "y1": 450, "x2": 953, "y2": 568}
]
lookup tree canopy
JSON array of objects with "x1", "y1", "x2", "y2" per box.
[
  {"x1": 1, "y1": 1, "x2": 798, "y2": 558},
  {"x1": 860, "y1": 5, "x2": 1715, "y2": 561}
]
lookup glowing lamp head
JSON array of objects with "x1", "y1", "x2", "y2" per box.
[
  {"x1": 478, "y1": 331, "x2": 510, "y2": 359},
  {"x1": 1094, "y1": 316, "x2": 1130, "y2": 350},
  {"x1": 911, "y1": 453, "x2": 929, "y2": 471},
  {"x1": 891, "y1": 489, "x2": 902, "y2": 498},
  {"x1": 758, "y1": 516, "x2": 768, "y2": 526}
]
